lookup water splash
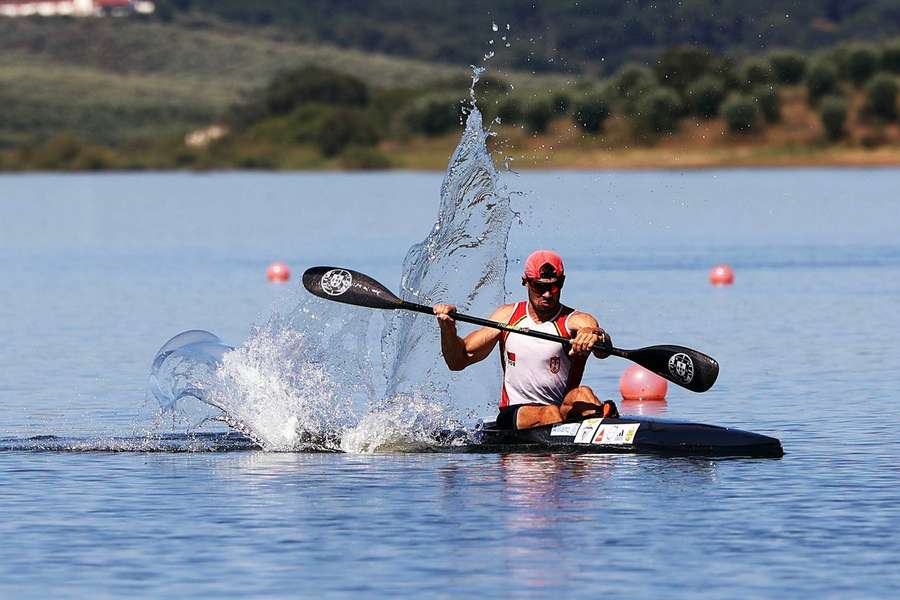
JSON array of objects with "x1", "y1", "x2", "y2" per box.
[
  {"x1": 149, "y1": 81, "x2": 513, "y2": 453},
  {"x1": 382, "y1": 106, "x2": 513, "y2": 406}
]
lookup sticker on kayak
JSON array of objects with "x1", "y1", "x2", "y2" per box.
[
  {"x1": 573, "y1": 418, "x2": 602, "y2": 444},
  {"x1": 591, "y1": 423, "x2": 640, "y2": 446},
  {"x1": 668, "y1": 352, "x2": 695, "y2": 385},
  {"x1": 549, "y1": 423, "x2": 580, "y2": 437},
  {"x1": 320, "y1": 269, "x2": 353, "y2": 296}
]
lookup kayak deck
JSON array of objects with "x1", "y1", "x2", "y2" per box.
[{"x1": 475, "y1": 415, "x2": 784, "y2": 458}]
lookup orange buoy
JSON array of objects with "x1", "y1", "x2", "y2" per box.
[
  {"x1": 619, "y1": 365, "x2": 668, "y2": 402},
  {"x1": 266, "y1": 261, "x2": 291, "y2": 282},
  {"x1": 709, "y1": 264, "x2": 734, "y2": 286}
]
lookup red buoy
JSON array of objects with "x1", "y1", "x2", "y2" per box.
[
  {"x1": 619, "y1": 365, "x2": 668, "y2": 402},
  {"x1": 266, "y1": 261, "x2": 291, "y2": 282},
  {"x1": 709, "y1": 264, "x2": 734, "y2": 286}
]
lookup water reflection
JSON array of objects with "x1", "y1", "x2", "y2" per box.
[{"x1": 621, "y1": 398, "x2": 667, "y2": 416}]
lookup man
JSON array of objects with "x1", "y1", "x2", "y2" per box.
[{"x1": 433, "y1": 250, "x2": 618, "y2": 430}]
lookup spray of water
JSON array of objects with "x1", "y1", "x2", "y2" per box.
[{"x1": 148, "y1": 73, "x2": 514, "y2": 452}]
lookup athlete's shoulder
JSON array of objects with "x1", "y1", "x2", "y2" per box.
[
  {"x1": 489, "y1": 303, "x2": 518, "y2": 322},
  {"x1": 564, "y1": 307, "x2": 600, "y2": 328}
]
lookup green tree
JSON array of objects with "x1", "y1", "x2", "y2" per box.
[
  {"x1": 653, "y1": 45, "x2": 729, "y2": 93},
  {"x1": 265, "y1": 66, "x2": 368, "y2": 116},
  {"x1": 722, "y1": 94, "x2": 759, "y2": 133},
  {"x1": 845, "y1": 44, "x2": 880, "y2": 86},
  {"x1": 768, "y1": 50, "x2": 807, "y2": 84},
  {"x1": 551, "y1": 92, "x2": 571, "y2": 115},
  {"x1": 496, "y1": 97, "x2": 523, "y2": 124},
  {"x1": 686, "y1": 76, "x2": 726, "y2": 118},
  {"x1": 572, "y1": 93, "x2": 612, "y2": 133},
  {"x1": 404, "y1": 95, "x2": 462, "y2": 136},
  {"x1": 315, "y1": 109, "x2": 380, "y2": 156},
  {"x1": 738, "y1": 58, "x2": 773, "y2": 89},
  {"x1": 882, "y1": 40, "x2": 900, "y2": 74},
  {"x1": 806, "y1": 60, "x2": 839, "y2": 105},
  {"x1": 819, "y1": 96, "x2": 849, "y2": 140},
  {"x1": 523, "y1": 98, "x2": 555, "y2": 134},
  {"x1": 633, "y1": 87, "x2": 682, "y2": 135},
  {"x1": 864, "y1": 74, "x2": 898, "y2": 120},
  {"x1": 613, "y1": 64, "x2": 658, "y2": 112},
  {"x1": 753, "y1": 85, "x2": 781, "y2": 123}
]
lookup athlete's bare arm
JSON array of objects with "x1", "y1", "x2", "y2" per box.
[
  {"x1": 434, "y1": 303, "x2": 515, "y2": 371},
  {"x1": 566, "y1": 311, "x2": 612, "y2": 359}
]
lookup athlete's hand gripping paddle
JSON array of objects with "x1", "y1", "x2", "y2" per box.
[{"x1": 302, "y1": 266, "x2": 719, "y2": 393}]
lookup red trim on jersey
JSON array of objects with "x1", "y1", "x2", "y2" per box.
[
  {"x1": 498, "y1": 302, "x2": 527, "y2": 408},
  {"x1": 555, "y1": 306, "x2": 575, "y2": 338}
]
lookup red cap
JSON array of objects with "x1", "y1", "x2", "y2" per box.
[{"x1": 523, "y1": 250, "x2": 565, "y2": 280}]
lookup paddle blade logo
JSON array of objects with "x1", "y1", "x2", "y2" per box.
[
  {"x1": 320, "y1": 269, "x2": 353, "y2": 296},
  {"x1": 668, "y1": 352, "x2": 695, "y2": 384}
]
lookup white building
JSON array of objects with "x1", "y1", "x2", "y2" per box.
[{"x1": 0, "y1": 0, "x2": 155, "y2": 17}]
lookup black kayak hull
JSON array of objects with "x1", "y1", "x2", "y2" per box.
[{"x1": 476, "y1": 415, "x2": 784, "y2": 458}]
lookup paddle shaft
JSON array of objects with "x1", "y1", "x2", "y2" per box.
[{"x1": 398, "y1": 299, "x2": 623, "y2": 356}]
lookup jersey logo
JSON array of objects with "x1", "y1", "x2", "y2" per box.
[
  {"x1": 507, "y1": 351, "x2": 516, "y2": 366},
  {"x1": 549, "y1": 356, "x2": 560, "y2": 374}
]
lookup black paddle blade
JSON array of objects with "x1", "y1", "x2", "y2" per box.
[
  {"x1": 618, "y1": 345, "x2": 719, "y2": 393},
  {"x1": 302, "y1": 266, "x2": 403, "y2": 310}
]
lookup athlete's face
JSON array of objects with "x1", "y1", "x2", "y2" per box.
[{"x1": 524, "y1": 277, "x2": 563, "y2": 312}]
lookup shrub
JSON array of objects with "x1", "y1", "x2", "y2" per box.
[
  {"x1": 475, "y1": 76, "x2": 512, "y2": 97},
  {"x1": 314, "y1": 109, "x2": 380, "y2": 156},
  {"x1": 722, "y1": 94, "x2": 759, "y2": 133},
  {"x1": 572, "y1": 93, "x2": 611, "y2": 133},
  {"x1": 819, "y1": 96, "x2": 849, "y2": 140},
  {"x1": 613, "y1": 63, "x2": 658, "y2": 110},
  {"x1": 496, "y1": 97, "x2": 523, "y2": 124},
  {"x1": 34, "y1": 133, "x2": 82, "y2": 169},
  {"x1": 738, "y1": 58, "x2": 774, "y2": 89},
  {"x1": 753, "y1": 85, "x2": 781, "y2": 123},
  {"x1": 864, "y1": 74, "x2": 899, "y2": 120},
  {"x1": 339, "y1": 146, "x2": 392, "y2": 169},
  {"x1": 72, "y1": 146, "x2": 114, "y2": 171},
  {"x1": 523, "y1": 98, "x2": 555, "y2": 134},
  {"x1": 551, "y1": 92, "x2": 571, "y2": 115},
  {"x1": 686, "y1": 76, "x2": 726, "y2": 118},
  {"x1": 654, "y1": 45, "x2": 728, "y2": 93},
  {"x1": 264, "y1": 66, "x2": 368, "y2": 116},
  {"x1": 883, "y1": 40, "x2": 900, "y2": 74},
  {"x1": 806, "y1": 61, "x2": 839, "y2": 105},
  {"x1": 845, "y1": 44, "x2": 880, "y2": 86},
  {"x1": 633, "y1": 87, "x2": 682, "y2": 135},
  {"x1": 768, "y1": 50, "x2": 806, "y2": 84},
  {"x1": 405, "y1": 95, "x2": 463, "y2": 136}
]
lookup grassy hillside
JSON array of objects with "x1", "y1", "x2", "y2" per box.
[{"x1": 0, "y1": 18, "x2": 480, "y2": 145}]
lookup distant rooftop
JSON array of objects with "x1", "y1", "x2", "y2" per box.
[{"x1": 0, "y1": 0, "x2": 154, "y2": 17}]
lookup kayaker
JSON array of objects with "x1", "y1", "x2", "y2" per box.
[{"x1": 433, "y1": 249, "x2": 618, "y2": 430}]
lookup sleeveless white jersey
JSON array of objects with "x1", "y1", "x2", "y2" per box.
[{"x1": 499, "y1": 301, "x2": 587, "y2": 408}]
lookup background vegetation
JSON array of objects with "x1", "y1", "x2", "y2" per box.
[{"x1": 1, "y1": 4, "x2": 899, "y2": 170}]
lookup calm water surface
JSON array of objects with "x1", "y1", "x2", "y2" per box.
[{"x1": 1, "y1": 170, "x2": 899, "y2": 597}]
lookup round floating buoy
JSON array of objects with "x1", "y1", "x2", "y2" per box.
[
  {"x1": 266, "y1": 261, "x2": 291, "y2": 282},
  {"x1": 619, "y1": 365, "x2": 668, "y2": 402},
  {"x1": 709, "y1": 264, "x2": 734, "y2": 286}
]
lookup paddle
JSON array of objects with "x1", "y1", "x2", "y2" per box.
[{"x1": 302, "y1": 266, "x2": 719, "y2": 393}]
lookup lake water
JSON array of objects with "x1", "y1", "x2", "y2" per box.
[{"x1": 1, "y1": 167, "x2": 899, "y2": 597}]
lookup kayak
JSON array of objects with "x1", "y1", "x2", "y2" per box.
[{"x1": 476, "y1": 414, "x2": 783, "y2": 458}]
